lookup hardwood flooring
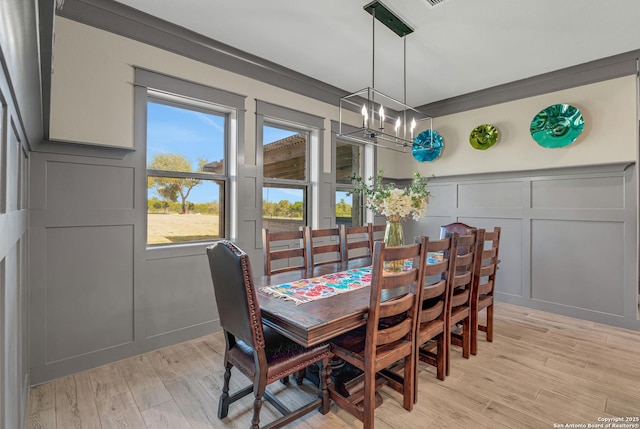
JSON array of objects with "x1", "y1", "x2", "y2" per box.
[{"x1": 26, "y1": 302, "x2": 640, "y2": 429}]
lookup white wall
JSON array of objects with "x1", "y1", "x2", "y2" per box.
[
  {"x1": 50, "y1": 17, "x2": 365, "y2": 166},
  {"x1": 382, "y1": 76, "x2": 637, "y2": 178},
  {"x1": 52, "y1": 18, "x2": 638, "y2": 182}
]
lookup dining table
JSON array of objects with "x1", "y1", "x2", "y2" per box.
[{"x1": 256, "y1": 257, "x2": 423, "y2": 348}]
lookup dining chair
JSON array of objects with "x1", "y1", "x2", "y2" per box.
[
  {"x1": 304, "y1": 226, "x2": 343, "y2": 269},
  {"x1": 206, "y1": 241, "x2": 332, "y2": 429},
  {"x1": 440, "y1": 222, "x2": 476, "y2": 254},
  {"x1": 445, "y1": 229, "x2": 481, "y2": 376},
  {"x1": 329, "y1": 239, "x2": 426, "y2": 429},
  {"x1": 339, "y1": 224, "x2": 373, "y2": 262},
  {"x1": 262, "y1": 228, "x2": 307, "y2": 275},
  {"x1": 470, "y1": 226, "x2": 501, "y2": 355},
  {"x1": 369, "y1": 223, "x2": 386, "y2": 252},
  {"x1": 413, "y1": 233, "x2": 458, "y2": 395}
]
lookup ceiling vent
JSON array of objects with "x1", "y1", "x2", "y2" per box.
[{"x1": 425, "y1": 0, "x2": 446, "y2": 6}]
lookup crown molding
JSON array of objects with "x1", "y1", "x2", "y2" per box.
[{"x1": 53, "y1": 0, "x2": 640, "y2": 124}]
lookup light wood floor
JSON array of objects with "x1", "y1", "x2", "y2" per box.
[{"x1": 26, "y1": 302, "x2": 640, "y2": 429}]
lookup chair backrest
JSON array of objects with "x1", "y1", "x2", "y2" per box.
[
  {"x1": 365, "y1": 239, "x2": 426, "y2": 358},
  {"x1": 473, "y1": 227, "x2": 501, "y2": 301},
  {"x1": 339, "y1": 224, "x2": 372, "y2": 262},
  {"x1": 262, "y1": 228, "x2": 307, "y2": 275},
  {"x1": 448, "y1": 229, "x2": 481, "y2": 313},
  {"x1": 369, "y1": 223, "x2": 386, "y2": 253},
  {"x1": 207, "y1": 241, "x2": 264, "y2": 352},
  {"x1": 440, "y1": 222, "x2": 476, "y2": 254},
  {"x1": 305, "y1": 226, "x2": 343, "y2": 268},
  {"x1": 418, "y1": 234, "x2": 459, "y2": 327}
]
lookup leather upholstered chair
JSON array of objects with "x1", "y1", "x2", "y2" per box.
[
  {"x1": 207, "y1": 241, "x2": 331, "y2": 429},
  {"x1": 440, "y1": 222, "x2": 476, "y2": 254},
  {"x1": 470, "y1": 227, "x2": 501, "y2": 355},
  {"x1": 414, "y1": 233, "x2": 458, "y2": 393},
  {"x1": 330, "y1": 239, "x2": 426, "y2": 429}
]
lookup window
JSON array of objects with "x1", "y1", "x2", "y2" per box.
[
  {"x1": 262, "y1": 123, "x2": 309, "y2": 232},
  {"x1": 335, "y1": 140, "x2": 364, "y2": 226},
  {"x1": 146, "y1": 94, "x2": 228, "y2": 245}
]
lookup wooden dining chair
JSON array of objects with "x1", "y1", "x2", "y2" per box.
[
  {"x1": 470, "y1": 226, "x2": 501, "y2": 355},
  {"x1": 445, "y1": 229, "x2": 481, "y2": 376},
  {"x1": 329, "y1": 239, "x2": 426, "y2": 429},
  {"x1": 304, "y1": 226, "x2": 343, "y2": 269},
  {"x1": 339, "y1": 224, "x2": 373, "y2": 262},
  {"x1": 262, "y1": 228, "x2": 307, "y2": 275},
  {"x1": 413, "y1": 233, "x2": 458, "y2": 394},
  {"x1": 206, "y1": 241, "x2": 332, "y2": 429},
  {"x1": 369, "y1": 223, "x2": 386, "y2": 252}
]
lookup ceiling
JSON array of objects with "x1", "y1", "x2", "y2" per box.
[{"x1": 110, "y1": 0, "x2": 640, "y2": 107}]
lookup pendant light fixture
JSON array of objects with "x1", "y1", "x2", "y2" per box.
[{"x1": 337, "y1": 1, "x2": 432, "y2": 152}]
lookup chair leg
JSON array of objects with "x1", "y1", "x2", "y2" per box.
[
  {"x1": 445, "y1": 324, "x2": 451, "y2": 377},
  {"x1": 436, "y1": 334, "x2": 445, "y2": 381},
  {"x1": 486, "y1": 304, "x2": 494, "y2": 342},
  {"x1": 470, "y1": 306, "x2": 479, "y2": 356},
  {"x1": 403, "y1": 354, "x2": 414, "y2": 411},
  {"x1": 363, "y1": 369, "x2": 376, "y2": 429},
  {"x1": 280, "y1": 375, "x2": 289, "y2": 385},
  {"x1": 218, "y1": 362, "x2": 232, "y2": 418},
  {"x1": 251, "y1": 385, "x2": 265, "y2": 429},
  {"x1": 462, "y1": 317, "x2": 470, "y2": 359},
  {"x1": 295, "y1": 369, "x2": 305, "y2": 385}
]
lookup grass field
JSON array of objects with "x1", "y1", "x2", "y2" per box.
[{"x1": 147, "y1": 213, "x2": 220, "y2": 244}]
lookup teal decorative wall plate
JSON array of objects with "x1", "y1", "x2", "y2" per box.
[
  {"x1": 412, "y1": 129, "x2": 444, "y2": 162},
  {"x1": 469, "y1": 124, "x2": 499, "y2": 150},
  {"x1": 530, "y1": 104, "x2": 584, "y2": 148}
]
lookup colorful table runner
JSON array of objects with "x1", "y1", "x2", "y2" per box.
[
  {"x1": 261, "y1": 267, "x2": 373, "y2": 305},
  {"x1": 260, "y1": 252, "x2": 443, "y2": 305}
]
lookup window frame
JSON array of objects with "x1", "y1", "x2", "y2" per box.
[
  {"x1": 135, "y1": 68, "x2": 245, "y2": 258},
  {"x1": 261, "y1": 121, "x2": 310, "y2": 227},
  {"x1": 145, "y1": 93, "x2": 230, "y2": 245},
  {"x1": 256, "y1": 100, "x2": 323, "y2": 243},
  {"x1": 335, "y1": 139, "x2": 365, "y2": 227}
]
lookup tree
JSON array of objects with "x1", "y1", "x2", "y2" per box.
[
  {"x1": 148, "y1": 153, "x2": 202, "y2": 214},
  {"x1": 336, "y1": 198, "x2": 352, "y2": 218}
]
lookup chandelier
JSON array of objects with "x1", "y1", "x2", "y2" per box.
[{"x1": 338, "y1": 1, "x2": 432, "y2": 152}]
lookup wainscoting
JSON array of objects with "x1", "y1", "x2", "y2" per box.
[{"x1": 406, "y1": 162, "x2": 638, "y2": 330}]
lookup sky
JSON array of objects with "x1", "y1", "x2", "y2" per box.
[{"x1": 147, "y1": 102, "x2": 309, "y2": 205}]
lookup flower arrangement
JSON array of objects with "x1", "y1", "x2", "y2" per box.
[{"x1": 350, "y1": 170, "x2": 430, "y2": 222}]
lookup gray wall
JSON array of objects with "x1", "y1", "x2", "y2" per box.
[
  {"x1": 0, "y1": 1, "x2": 41, "y2": 428},
  {"x1": 28, "y1": 143, "x2": 220, "y2": 385},
  {"x1": 26, "y1": 0, "x2": 640, "y2": 391},
  {"x1": 405, "y1": 163, "x2": 639, "y2": 330}
]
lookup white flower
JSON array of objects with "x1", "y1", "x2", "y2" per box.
[{"x1": 351, "y1": 170, "x2": 430, "y2": 222}]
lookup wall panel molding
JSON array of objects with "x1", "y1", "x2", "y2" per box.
[{"x1": 407, "y1": 162, "x2": 638, "y2": 329}]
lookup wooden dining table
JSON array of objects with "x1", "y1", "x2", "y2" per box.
[{"x1": 256, "y1": 258, "x2": 413, "y2": 348}]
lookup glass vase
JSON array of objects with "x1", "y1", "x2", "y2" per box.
[{"x1": 384, "y1": 216, "x2": 404, "y2": 272}]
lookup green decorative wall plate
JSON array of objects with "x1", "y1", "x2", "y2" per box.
[
  {"x1": 469, "y1": 124, "x2": 499, "y2": 150},
  {"x1": 530, "y1": 104, "x2": 584, "y2": 148}
]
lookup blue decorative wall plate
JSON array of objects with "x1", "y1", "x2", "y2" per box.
[
  {"x1": 412, "y1": 129, "x2": 443, "y2": 162},
  {"x1": 530, "y1": 104, "x2": 584, "y2": 148}
]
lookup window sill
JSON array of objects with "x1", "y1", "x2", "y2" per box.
[{"x1": 145, "y1": 239, "x2": 228, "y2": 260}]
